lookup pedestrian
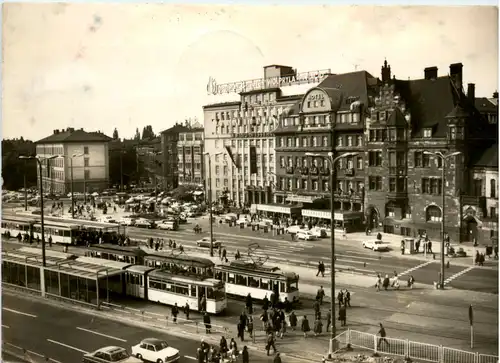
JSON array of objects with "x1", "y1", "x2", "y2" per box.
[
  {"x1": 197, "y1": 348, "x2": 204, "y2": 363},
  {"x1": 246, "y1": 293, "x2": 253, "y2": 314},
  {"x1": 320, "y1": 261, "x2": 325, "y2": 277},
  {"x1": 289, "y1": 311, "x2": 297, "y2": 331},
  {"x1": 219, "y1": 336, "x2": 228, "y2": 359},
  {"x1": 339, "y1": 305, "x2": 347, "y2": 327},
  {"x1": 242, "y1": 346, "x2": 249, "y2": 363},
  {"x1": 237, "y1": 321, "x2": 245, "y2": 342},
  {"x1": 247, "y1": 316, "x2": 254, "y2": 338},
  {"x1": 316, "y1": 261, "x2": 322, "y2": 277},
  {"x1": 428, "y1": 240, "x2": 433, "y2": 253},
  {"x1": 317, "y1": 286, "x2": 325, "y2": 305},
  {"x1": 301, "y1": 315, "x2": 310, "y2": 338},
  {"x1": 203, "y1": 312, "x2": 212, "y2": 334},
  {"x1": 279, "y1": 316, "x2": 286, "y2": 338},
  {"x1": 337, "y1": 290, "x2": 344, "y2": 308},
  {"x1": 200, "y1": 294, "x2": 207, "y2": 312},
  {"x1": 262, "y1": 295, "x2": 270, "y2": 311},
  {"x1": 229, "y1": 338, "x2": 238, "y2": 361},
  {"x1": 171, "y1": 303, "x2": 179, "y2": 323},
  {"x1": 260, "y1": 310, "x2": 268, "y2": 330},
  {"x1": 273, "y1": 352, "x2": 282, "y2": 363},
  {"x1": 375, "y1": 274, "x2": 382, "y2": 291},
  {"x1": 377, "y1": 323, "x2": 390, "y2": 349},
  {"x1": 184, "y1": 302, "x2": 190, "y2": 320},
  {"x1": 382, "y1": 275, "x2": 390, "y2": 291},
  {"x1": 283, "y1": 297, "x2": 291, "y2": 313},
  {"x1": 342, "y1": 228, "x2": 347, "y2": 239},
  {"x1": 415, "y1": 239, "x2": 420, "y2": 253},
  {"x1": 313, "y1": 317, "x2": 323, "y2": 336},
  {"x1": 265, "y1": 333, "x2": 277, "y2": 356},
  {"x1": 345, "y1": 289, "x2": 351, "y2": 307},
  {"x1": 326, "y1": 309, "x2": 331, "y2": 332},
  {"x1": 407, "y1": 275, "x2": 415, "y2": 289}
]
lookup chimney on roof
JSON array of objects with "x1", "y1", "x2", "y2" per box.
[
  {"x1": 53, "y1": 129, "x2": 59, "y2": 135},
  {"x1": 493, "y1": 91, "x2": 498, "y2": 99},
  {"x1": 67, "y1": 127, "x2": 75, "y2": 133},
  {"x1": 449, "y1": 63, "x2": 463, "y2": 91},
  {"x1": 467, "y1": 83, "x2": 475, "y2": 104},
  {"x1": 424, "y1": 66, "x2": 438, "y2": 80}
]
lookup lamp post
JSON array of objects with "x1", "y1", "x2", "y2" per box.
[
  {"x1": 70, "y1": 153, "x2": 84, "y2": 219},
  {"x1": 19, "y1": 155, "x2": 59, "y2": 267},
  {"x1": 23, "y1": 159, "x2": 28, "y2": 211},
  {"x1": 305, "y1": 151, "x2": 358, "y2": 354},
  {"x1": 423, "y1": 150, "x2": 461, "y2": 289},
  {"x1": 204, "y1": 152, "x2": 223, "y2": 257}
]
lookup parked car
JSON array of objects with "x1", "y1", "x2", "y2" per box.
[
  {"x1": 119, "y1": 217, "x2": 136, "y2": 226},
  {"x1": 362, "y1": 240, "x2": 390, "y2": 251},
  {"x1": 197, "y1": 237, "x2": 222, "y2": 249},
  {"x1": 285, "y1": 225, "x2": 302, "y2": 234},
  {"x1": 83, "y1": 346, "x2": 141, "y2": 363},
  {"x1": 131, "y1": 338, "x2": 180, "y2": 363},
  {"x1": 236, "y1": 217, "x2": 251, "y2": 226},
  {"x1": 310, "y1": 227, "x2": 328, "y2": 238},
  {"x1": 135, "y1": 218, "x2": 155, "y2": 229},
  {"x1": 157, "y1": 220, "x2": 178, "y2": 231},
  {"x1": 100, "y1": 215, "x2": 117, "y2": 224},
  {"x1": 297, "y1": 230, "x2": 317, "y2": 241}
]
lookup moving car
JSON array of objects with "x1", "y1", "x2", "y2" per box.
[
  {"x1": 83, "y1": 346, "x2": 142, "y2": 363},
  {"x1": 157, "y1": 220, "x2": 178, "y2": 231},
  {"x1": 310, "y1": 227, "x2": 328, "y2": 238},
  {"x1": 99, "y1": 215, "x2": 117, "y2": 224},
  {"x1": 134, "y1": 218, "x2": 155, "y2": 229},
  {"x1": 119, "y1": 217, "x2": 136, "y2": 226},
  {"x1": 362, "y1": 240, "x2": 390, "y2": 251},
  {"x1": 197, "y1": 237, "x2": 222, "y2": 249},
  {"x1": 285, "y1": 225, "x2": 302, "y2": 234},
  {"x1": 297, "y1": 230, "x2": 317, "y2": 241},
  {"x1": 131, "y1": 338, "x2": 180, "y2": 363}
]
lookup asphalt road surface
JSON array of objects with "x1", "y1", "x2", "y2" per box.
[{"x1": 2, "y1": 294, "x2": 284, "y2": 363}]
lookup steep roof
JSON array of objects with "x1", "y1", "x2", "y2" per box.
[
  {"x1": 36, "y1": 129, "x2": 112, "y2": 144},
  {"x1": 475, "y1": 97, "x2": 498, "y2": 113},
  {"x1": 471, "y1": 143, "x2": 498, "y2": 168},
  {"x1": 317, "y1": 71, "x2": 376, "y2": 111},
  {"x1": 394, "y1": 76, "x2": 459, "y2": 137},
  {"x1": 160, "y1": 124, "x2": 190, "y2": 135},
  {"x1": 273, "y1": 99, "x2": 302, "y2": 134},
  {"x1": 386, "y1": 107, "x2": 407, "y2": 127}
]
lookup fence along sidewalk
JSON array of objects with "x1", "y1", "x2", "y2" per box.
[
  {"x1": 344, "y1": 328, "x2": 499, "y2": 363},
  {"x1": 3, "y1": 341, "x2": 62, "y2": 363}
]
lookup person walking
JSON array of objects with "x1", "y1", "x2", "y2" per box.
[
  {"x1": 377, "y1": 323, "x2": 390, "y2": 349},
  {"x1": 247, "y1": 316, "x2": 254, "y2": 339},
  {"x1": 242, "y1": 346, "x2": 249, "y2": 363},
  {"x1": 313, "y1": 317, "x2": 323, "y2": 337},
  {"x1": 316, "y1": 261, "x2": 323, "y2": 277},
  {"x1": 289, "y1": 311, "x2": 297, "y2": 331},
  {"x1": 345, "y1": 289, "x2": 351, "y2": 307},
  {"x1": 171, "y1": 303, "x2": 179, "y2": 323},
  {"x1": 337, "y1": 290, "x2": 344, "y2": 308},
  {"x1": 265, "y1": 333, "x2": 277, "y2": 356},
  {"x1": 203, "y1": 312, "x2": 212, "y2": 334},
  {"x1": 407, "y1": 275, "x2": 415, "y2": 289},
  {"x1": 237, "y1": 321, "x2": 245, "y2": 342},
  {"x1": 219, "y1": 336, "x2": 228, "y2": 360},
  {"x1": 317, "y1": 286, "x2": 325, "y2": 305},
  {"x1": 184, "y1": 302, "x2": 190, "y2": 320},
  {"x1": 301, "y1": 315, "x2": 310, "y2": 338},
  {"x1": 339, "y1": 305, "x2": 347, "y2": 327}
]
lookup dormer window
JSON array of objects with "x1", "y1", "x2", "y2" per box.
[
  {"x1": 379, "y1": 111, "x2": 386, "y2": 121},
  {"x1": 423, "y1": 128, "x2": 432, "y2": 138}
]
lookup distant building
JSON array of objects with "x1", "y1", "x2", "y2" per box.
[
  {"x1": 135, "y1": 137, "x2": 162, "y2": 187},
  {"x1": 35, "y1": 127, "x2": 112, "y2": 194},
  {"x1": 475, "y1": 92, "x2": 498, "y2": 124},
  {"x1": 177, "y1": 121, "x2": 204, "y2": 188},
  {"x1": 160, "y1": 123, "x2": 190, "y2": 190}
]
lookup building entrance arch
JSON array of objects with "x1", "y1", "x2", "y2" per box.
[
  {"x1": 464, "y1": 216, "x2": 478, "y2": 242},
  {"x1": 366, "y1": 206, "x2": 380, "y2": 230}
]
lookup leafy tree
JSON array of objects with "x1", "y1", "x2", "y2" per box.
[
  {"x1": 2, "y1": 139, "x2": 37, "y2": 190},
  {"x1": 170, "y1": 185, "x2": 196, "y2": 202},
  {"x1": 112, "y1": 128, "x2": 119, "y2": 140},
  {"x1": 134, "y1": 128, "x2": 141, "y2": 140},
  {"x1": 141, "y1": 125, "x2": 155, "y2": 140},
  {"x1": 109, "y1": 141, "x2": 143, "y2": 188}
]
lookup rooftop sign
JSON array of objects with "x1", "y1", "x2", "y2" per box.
[{"x1": 207, "y1": 69, "x2": 331, "y2": 96}]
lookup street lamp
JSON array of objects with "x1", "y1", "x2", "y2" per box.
[
  {"x1": 305, "y1": 151, "x2": 358, "y2": 354},
  {"x1": 19, "y1": 155, "x2": 59, "y2": 267},
  {"x1": 204, "y1": 152, "x2": 223, "y2": 257},
  {"x1": 423, "y1": 150, "x2": 461, "y2": 289},
  {"x1": 69, "y1": 153, "x2": 84, "y2": 219}
]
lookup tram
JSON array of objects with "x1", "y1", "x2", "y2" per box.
[
  {"x1": 144, "y1": 252, "x2": 214, "y2": 277},
  {"x1": 85, "y1": 244, "x2": 146, "y2": 265},
  {"x1": 125, "y1": 266, "x2": 226, "y2": 314},
  {"x1": 34, "y1": 220, "x2": 80, "y2": 244},
  {"x1": 1, "y1": 214, "x2": 35, "y2": 238},
  {"x1": 214, "y1": 260, "x2": 300, "y2": 302}
]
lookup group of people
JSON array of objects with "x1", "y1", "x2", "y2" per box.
[
  {"x1": 375, "y1": 272, "x2": 415, "y2": 291},
  {"x1": 147, "y1": 237, "x2": 184, "y2": 253}
]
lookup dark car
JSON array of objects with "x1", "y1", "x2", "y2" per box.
[{"x1": 196, "y1": 237, "x2": 222, "y2": 249}]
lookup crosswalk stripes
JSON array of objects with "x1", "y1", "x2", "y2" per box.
[
  {"x1": 443, "y1": 266, "x2": 475, "y2": 285},
  {"x1": 397, "y1": 260, "x2": 435, "y2": 278}
]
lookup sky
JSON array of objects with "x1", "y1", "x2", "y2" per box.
[{"x1": 2, "y1": 4, "x2": 498, "y2": 141}]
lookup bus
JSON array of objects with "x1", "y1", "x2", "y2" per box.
[
  {"x1": 125, "y1": 266, "x2": 226, "y2": 314},
  {"x1": 214, "y1": 260, "x2": 300, "y2": 302}
]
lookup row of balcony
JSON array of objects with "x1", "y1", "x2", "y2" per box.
[{"x1": 283, "y1": 166, "x2": 356, "y2": 177}]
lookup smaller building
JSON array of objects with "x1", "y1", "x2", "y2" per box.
[
  {"x1": 177, "y1": 121, "x2": 204, "y2": 188},
  {"x1": 35, "y1": 128, "x2": 112, "y2": 194},
  {"x1": 160, "y1": 123, "x2": 190, "y2": 190}
]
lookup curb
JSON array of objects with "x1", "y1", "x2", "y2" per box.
[{"x1": 3, "y1": 287, "x2": 322, "y2": 363}]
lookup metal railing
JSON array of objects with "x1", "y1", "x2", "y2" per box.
[
  {"x1": 344, "y1": 329, "x2": 498, "y2": 363},
  {"x1": 3, "y1": 341, "x2": 61, "y2": 363}
]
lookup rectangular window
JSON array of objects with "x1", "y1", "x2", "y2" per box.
[
  {"x1": 347, "y1": 136, "x2": 353, "y2": 146},
  {"x1": 337, "y1": 136, "x2": 343, "y2": 147},
  {"x1": 389, "y1": 177, "x2": 396, "y2": 192},
  {"x1": 423, "y1": 129, "x2": 432, "y2": 138},
  {"x1": 83, "y1": 146, "x2": 89, "y2": 154},
  {"x1": 84, "y1": 158, "x2": 89, "y2": 167},
  {"x1": 423, "y1": 153, "x2": 430, "y2": 167},
  {"x1": 356, "y1": 135, "x2": 363, "y2": 146},
  {"x1": 490, "y1": 207, "x2": 497, "y2": 219},
  {"x1": 414, "y1": 152, "x2": 423, "y2": 167},
  {"x1": 323, "y1": 136, "x2": 328, "y2": 146},
  {"x1": 422, "y1": 178, "x2": 430, "y2": 194},
  {"x1": 368, "y1": 151, "x2": 382, "y2": 166},
  {"x1": 369, "y1": 176, "x2": 382, "y2": 191},
  {"x1": 356, "y1": 157, "x2": 363, "y2": 169},
  {"x1": 84, "y1": 170, "x2": 90, "y2": 180}
]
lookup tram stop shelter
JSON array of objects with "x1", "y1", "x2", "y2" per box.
[{"x1": 2, "y1": 247, "x2": 131, "y2": 307}]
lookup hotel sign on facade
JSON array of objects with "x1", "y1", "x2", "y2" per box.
[{"x1": 207, "y1": 69, "x2": 331, "y2": 96}]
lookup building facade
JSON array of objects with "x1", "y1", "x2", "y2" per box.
[
  {"x1": 177, "y1": 122, "x2": 204, "y2": 188},
  {"x1": 364, "y1": 61, "x2": 497, "y2": 242},
  {"x1": 160, "y1": 124, "x2": 189, "y2": 190},
  {"x1": 273, "y1": 71, "x2": 377, "y2": 228},
  {"x1": 203, "y1": 65, "x2": 330, "y2": 205},
  {"x1": 35, "y1": 128, "x2": 112, "y2": 194}
]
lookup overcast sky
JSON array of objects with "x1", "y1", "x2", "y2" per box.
[{"x1": 2, "y1": 4, "x2": 498, "y2": 141}]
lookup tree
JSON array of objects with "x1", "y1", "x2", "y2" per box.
[
  {"x1": 108, "y1": 142, "x2": 142, "y2": 188},
  {"x1": 170, "y1": 185, "x2": 196, "y2": 202},
  {"x1": 2, "y1": 139, "x2": 37, "y2": 190},
  {"x1": 141, "y1": 125, "x2": 155, "y2": 140},
  {"x1": 112, "y1": 128, "x2": 119, "y2": 140},
  {"x1": 134, "y1": 128, "x2": 141, "y2": 140}
]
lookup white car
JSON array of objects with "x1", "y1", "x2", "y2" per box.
[
  {"x1": 131, "y1": 338, "x2": 180, "y2": 363},
  {"x1": 362, "y1": 240, "x2": 391, "y2": 251},
  {"x1": 236, "y1": 217, "x2": 250, "y2": 226},
  {"x1": 119, "y1": 217, "x2": 136, "y2": 226},
  {"x1": 297, "y1": 230, "x2": 317, "y2": 241},
  {"x1": 83, "y1": 346, "x2": 141, "y2": 363},
  {"x1": 285, "y1": 225, "x2": 302, "y2": 234},
  {"x1": 99, "y1": 216, "x2": 117, "y2": 224},
  {"x1": 135, "y1": 218, "x2": 154, "y2": 228},
  {"x1": 310, "y1": 227, "x2": 328, "y2": 238},
  {"x1": 157, "y1": 221, "x2": 177, "y2": 230}
]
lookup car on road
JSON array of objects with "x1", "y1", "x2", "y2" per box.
[
  {"x1": 83, "y1": 346, "x2": 142, "y2": 363},
  {"x1": 362, "y1": 240, "x2": 390, "y2": 251},
  {"x1": 236, "y1": 217, "x2": 251, "y2": 226},
  {"x1": 100, "y1": 215, "x2": 118, "y2": 224},
  {"x1": 297, "y1": 230, "x2": 317, "y2": 241},
  {"x1": 119, "y1": 217, "x2": 136, "y2": 226},
  {"x1": 134, "y1": 218, "x2": 155, "y2": 229},
  {"x1": 131, "y1": 338, "x2": 180, "y2": 363},
  {"x1": 310, "y1": 227, "x2": 328, "y2": 238},
  {"x1": 285, "y1": 225, "x2": 302, "y2": 234},
  {"x1": 197, "y1": 237, "x2": 222, "y2": 249},
  {"x1": 157, "y1": 220, "x2": 178, "y2": 231}
]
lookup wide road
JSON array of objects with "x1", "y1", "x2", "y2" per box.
[{"x1": 2, "y1": 293, "x2": 287, "y2": 363}]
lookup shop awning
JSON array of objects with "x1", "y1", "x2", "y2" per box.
[
  {"x1": 255, "y1": 204, "x2": 302, "y2": 214},
  {"x1": 286, "y1": 194, "x2": 320, "y2": 203},
  {"x1": 302, "y1": 209, "x2": 364, "y2": 221}
]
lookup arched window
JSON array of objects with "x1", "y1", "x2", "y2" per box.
[
  {"x1": 426, "y1": 205, "x2": 442, "y2": 222},
  {"x1": 491, "y1": 179, "x2": 496, "y2": 198}
]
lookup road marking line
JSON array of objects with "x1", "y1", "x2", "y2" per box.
[
  {"x1": 47, "y1": 339, "x2": 89, "y2": 354},
  {"x1": 76, "y1": 327, "x2": 127, "y2": 342},
  {"x1": 2, "y1": 324, "x2": 10, "y2": 328},
  {"x1": 184, "y1": 355, "x2": 197, "y2": 360},
  {"x1": 2, "y1": 307, "x2": 37, "y2": 318},
  {"x1": 444, "y1": 266, "x2": 475, "y2": 285},
  {"x1": 398, "y1": 260, "x2": 435, "y2": 277}
]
